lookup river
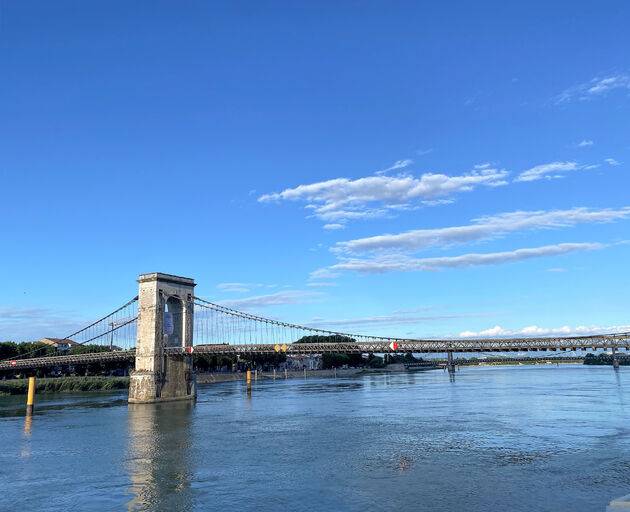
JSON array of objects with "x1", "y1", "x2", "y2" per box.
[{"x1": 1, "y1": 365, "x2": 629, "y2": 511}]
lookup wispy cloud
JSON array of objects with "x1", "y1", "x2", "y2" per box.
[
  {"x1": 309, "y1": 268, "x2": 341, "y2": 280},
  {"x1": 376, "y1": 159, "x2": 413, "y2": 175},
  {"x1": 219, "y1": 290, "x2": 326, "y2": 310},
  {"x1": 514, "y1": 161, "x2": 579, "y2": 182},
  {"x1": 323, "y1": 223, "x2": 345, "y2": 230},
  {"x1": 306, "y1": 282, "x2": 338, "y2": 287},
  {"x1": 459, "y1": 323, "x2": 630, "y2": 338},
  {"x1": 330, "y1": 242, "x2": 604, "y2": 274},
  {"x1": 546, "y1": 268, "x2": 566, "y2": 272},
  {"x1": 393, "y1": 306, "x2": 440, "y2": 314},
  {"x1": 217, "y1": 282, "x2": 285, "y2": 293},
  {"x1": 259, "y1": 167, "x2": 509, "y2": 225},
  {"x1": 0, "y1": 306, "x2": 90, "y2": 342},
  {"x1": 577, "y1": 140, "x2": 594, "y2": 147},
  {"x1": 556, "y1": 74, "x2": 630, "y2": 103},
  {"x1": 305, "y1": 311, "x2": 501, "y2": 329},
  {"x1": 217, "y1": 282, "x2": 254, "y2": 293},
  {"x1": 605, "y1": 158, "x2": 621, "y2": 166},
  {"x1": 335, "y1": 207, "x2": 630, "y2": 253}
]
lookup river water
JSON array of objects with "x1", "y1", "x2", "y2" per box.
[{"x1": 1, "y1": 365, "x2": 630, "y2": 511}]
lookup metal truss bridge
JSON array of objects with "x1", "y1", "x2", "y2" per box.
[{"x1": 2, "y1": 294, "x2": 629, "y2": 371}]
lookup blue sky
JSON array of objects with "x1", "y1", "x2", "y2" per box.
[{"x1": 1, "y1": 1, "x2": 629, "y2": 341}]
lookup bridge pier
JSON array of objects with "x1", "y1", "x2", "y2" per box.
[
  {"x1": 128, "y1": 273, "x2": 197, "y2": 404},
  {"x1": 612, "y1": 346, "x2": 620, "y2": 370},
  {"x1": 447, "y1": 351, "x2": 456, "y2": 374}
]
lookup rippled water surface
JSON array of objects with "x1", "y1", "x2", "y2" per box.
[{"x1": 2, "y1": 365, "x2": 630, "y2": 511}]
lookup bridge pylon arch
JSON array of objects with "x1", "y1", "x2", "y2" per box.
[{"x1": 128, "y1": 273, "x2": 196, "y2": 403}]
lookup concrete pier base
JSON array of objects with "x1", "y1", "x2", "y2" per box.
[{"x1": 128, "y1": 369, "x2": 197, "y2": 404}]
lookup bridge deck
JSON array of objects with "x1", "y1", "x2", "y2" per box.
[{"x1": 1, "y1": 334, "x2": 629, "y2": 370}]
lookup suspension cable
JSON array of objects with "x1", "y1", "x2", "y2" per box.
[
  {"x1": 193, "y1": 296, "x2": 630, "y2": 346},
  {"x1": 1, "y1": 296, "x2": 139, "y2": 362}
]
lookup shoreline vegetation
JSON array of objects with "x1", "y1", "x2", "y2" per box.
[{"x1": 0, "y1": 376, "x2": 130, "y2": 396}]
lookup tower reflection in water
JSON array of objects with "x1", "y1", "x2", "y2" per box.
[{"x1": 126, "y1": 401, "x2": 195, "y2": 511}]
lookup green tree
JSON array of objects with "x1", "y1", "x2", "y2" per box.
[
  {"x1": 69, "y1": 344, "x2": 112, "y2": 355},
  {"x1": 0, "y1": 342, "x2": 19, "y2": 360},
  {"x1": 368, "y1": 355, "x2": 386, "y2": 368},
  {"x1": 295, "y1": 334, "x2": 356, "y2": 344}
]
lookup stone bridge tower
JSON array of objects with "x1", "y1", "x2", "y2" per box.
[{"x1": 128, "y1": 273, "x2": 197, "y2": 403}]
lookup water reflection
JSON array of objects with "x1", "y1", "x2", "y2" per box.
[
  {"x1": 126, "y1": 401, "x2": 195, "y2": 511},
  {"x1": 21, "y1": 414, "x2": 33, "y2": 458},
  {"x1": 614, "y1": 368, "x2": 625, "y2": 407},
  {"x1": 23, "y1": 414, "x2": 33, "y2": 438}
]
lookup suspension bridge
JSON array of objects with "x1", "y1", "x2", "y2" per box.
[{"x1": 1, "y1": 273, "x2": 628, "y2": 402}]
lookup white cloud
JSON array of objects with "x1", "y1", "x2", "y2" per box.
[
  {"x1": 605, "y1": 158, "x2": 621, "y2": 166},
  {"x1": 330, "y1": 242, "x2": 604, "y2": 274},
  {"x1": 578, "y1": 140, "x2": 594, "y2": 147},
  {"x1": 546, "y1": 268, "x2": 566, "y2": 272},
  {"x1": 515, "y1": 161, "x2": 579, "y2": 182},
  {"x1": 556, "y1": 74, "x2": 630, "y2": 103},
  {"x1": 306, "y1": 282, "x2": 338, "y2": 287},
  {"x1": 335, "y1": 207, "x2": 630, "y2": 253},
  {"x1": 459, "y1": 323, "x2": 630, "y2": 338},
  {"x1": 259, "y1": 167, "x2": 509, "y2": 224},
  {"x1": 219, "y1": 290, "x2": 325, "y2": 310},
  {"x1": 376, "y1": 159, "x2": 413, "y2": 175},
  {"x1": 323, "y1": 223, "x2": 345, "y2": 230},
  {"x1": 416, "y1": 148, "x2": 433, "y2": 156}
]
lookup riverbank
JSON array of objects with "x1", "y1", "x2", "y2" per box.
[
  {"x1": 196, "y1": 368, "x2": 362, "y2": 384},
  {"x1": 0, "y1": 369, "x2": 363, "y2": 395},
  {"x1": 461, "y1": 360, "x2": 584, "y2": 366},
  {"x1": 0, "y1": 376, "x2": 130, "y2": 396},
  {"x1": 0, "y1": 361, "x2": 588, "y2": 396}
]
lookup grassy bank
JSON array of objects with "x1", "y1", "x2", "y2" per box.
[{"x1": 0, "y1": 376, "x2": 130, "y2": 396}]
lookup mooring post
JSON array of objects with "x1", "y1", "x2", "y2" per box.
[
  {"x1": 254, "y1": 368, "x2": 258, "y2": 381},
  {"x1": 247, "y1": 370, "x2": 251, "y2": 392},
  {"x1": 273, "y1": 368, "x2": 276, "y2": 380},
  {"x1": 303, "y1": 367, "x2": 306, "y2": 379},
  {"x1": 285, "y1": 368, "x2": 288, "y2": 379},
  {"x1": 26, "y1": 377, "x2": 35, "y2": 416}
]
